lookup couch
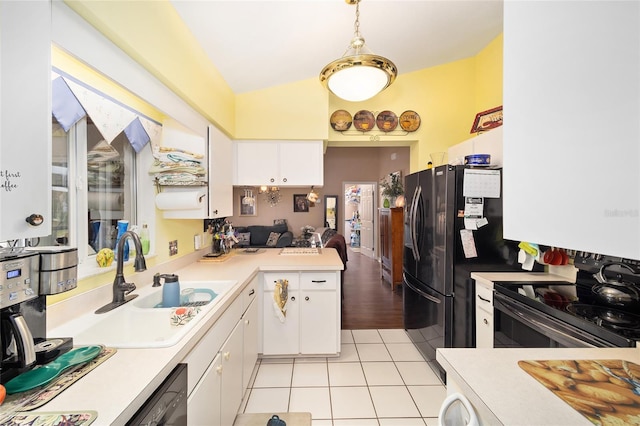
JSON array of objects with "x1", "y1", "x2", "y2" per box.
[{"x1": 234, "y1": 223, "x2": 293, "y2": 248}]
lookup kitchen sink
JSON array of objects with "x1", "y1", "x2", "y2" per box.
[
  {"x1": 132, "y1": 281, "x2": 234, "y2": 309},
  {"x1": 57, "y1": 280, "x2": 236, "y2": 349}
]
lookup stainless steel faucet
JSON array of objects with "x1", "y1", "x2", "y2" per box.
[{"x1": 95, "y1": 230, "x2": 147, "y2": 314}]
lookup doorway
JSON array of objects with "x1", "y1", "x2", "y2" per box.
[{"x1": 343, "y1": 182, "x2": 377, "y2": 259}]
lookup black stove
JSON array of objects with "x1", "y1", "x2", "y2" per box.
[{"x1": 492, "y1": 253, "x2": 640, "y2": 349}]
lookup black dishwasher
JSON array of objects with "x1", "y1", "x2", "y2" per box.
[{"x1": 127, "y1": 363, "x2": 188, "y2": 426}]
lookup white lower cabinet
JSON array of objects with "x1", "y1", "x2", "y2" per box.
[
  {"x1": 188, "y1": 353, "x2": 222, "y2": 426},
  {"x1": 262, "y1": 271, "x2": 340, "y2": 356},
  {"x1": 242, "y1": 298, "x2": 258, "y2": 391},
  {"x1": 185, "y1": 280, "x2": 259, "y2": 425},
  {"x1": 474, "y1": 278, "x2": 494, "y2": 348},
  {"x1": 220, "y1": 321, "x2": 244, "y2": 426}
]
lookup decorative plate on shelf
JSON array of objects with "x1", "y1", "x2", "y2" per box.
[
  {"x1": 399, "y1": 110, "x2": 421, "y2": 132},
  {"x1": 330, "y1": 109, "x2": 353, "y2": 131},
  {"x1": 353, "y1": 110, "x2": 375, "y2": 132},
  {"x1": 376, "y1": 110, "x2": 398, "y2": 132}
]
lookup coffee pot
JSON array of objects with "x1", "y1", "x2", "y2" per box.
[{"x1": 0, "y1": 251, "x2": 40, "y2": 383}]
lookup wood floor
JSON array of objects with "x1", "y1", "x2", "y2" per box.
[{"x1": 341, "y1": 248, "x2": 404, "y2": 329}]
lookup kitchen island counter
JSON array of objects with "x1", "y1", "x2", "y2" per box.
[
  {"x1": 32, "y1": 247, "x2": 343, "y2": 425},
  {"x1": 437, "y1": 347, "x2": 640, "y2": 425}
]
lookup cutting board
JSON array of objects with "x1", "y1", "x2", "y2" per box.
[
  {"x1": 198, "y1": 250, "x2": 238, "y2": 262},
  {"x1": 519, "y1": 359, "x2": 640, "y2": 425}
]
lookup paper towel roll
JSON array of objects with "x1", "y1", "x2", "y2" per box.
[{"x1": 155, "y1": 191, "x2": 206, "y2": 210}]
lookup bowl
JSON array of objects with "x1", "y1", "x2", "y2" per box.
[{"x1": 464, "y1": 154, "x2": 491, "y2": 166}]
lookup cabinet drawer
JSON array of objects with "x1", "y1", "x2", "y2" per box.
[
  {"x1": 300, "y1": 272, "x2": 336, "y2": 290},
  {"x1": 263, "y1": 273, "x2": 299, "y2": 291},
  {"x1": 242, "y1": 275, "x2": 258, "y2": 313},
  {"x1": 476, "y1": 283, "x2": 493, "y2": 313}
]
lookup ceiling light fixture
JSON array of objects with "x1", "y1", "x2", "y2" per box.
[{"x1": 319, "y1": 0, "x2": 397, "y2": 102}]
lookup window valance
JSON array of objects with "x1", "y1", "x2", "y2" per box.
[{"x1": 51, "y1": 69, "x2": 161, "y2": 153}]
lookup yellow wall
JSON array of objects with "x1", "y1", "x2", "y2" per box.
[
  {"x1": 63, "y1": 0, "x2": 236, "y2": 135},
  {"x1": 474, "y1": 34, "x2": 504, "y2": 114},
  {"x1": 235, "y1": 79, "x2": 329, "y2": 140}
]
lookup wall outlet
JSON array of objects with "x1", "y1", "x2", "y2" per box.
[
  {"x1": 169, "y1": 240, "x2": 178, "y2": 256},
  {"x1": 194, "y1": 234, "x2": 202, "y2": 250}
]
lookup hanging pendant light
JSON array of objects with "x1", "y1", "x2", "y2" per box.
[{"x1": 319, "y1": 0, "x2": 397, "y2": 102}]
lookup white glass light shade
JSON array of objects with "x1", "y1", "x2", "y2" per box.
[{"x1": 320, "y1": 54, "x2": 397, "y2": 102}]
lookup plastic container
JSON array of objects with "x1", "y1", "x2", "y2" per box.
[
  {"x1": 464, "y1": 154, "x2": 491, "y2": 166},
  {"x1": 161, "y1": 274, "x2": 181, "y2": 308},
  {"x1": 114, "y1": 220, "x2": 129, "y2": 261},
  {"x1": 140, "y1": 223, "x2": 150, "y2": 255}
]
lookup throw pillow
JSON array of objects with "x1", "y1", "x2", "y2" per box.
[
  {"x1": 266, "y1": 232, "x2": 281, "y2": 247},
  {"x1": 237, "y1": 232, "x2": 251, "y2": 246},
  {"x1": 274, "y1": 218, "x2": 287, "y2": 225}
]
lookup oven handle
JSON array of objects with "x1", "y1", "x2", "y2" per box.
[
  {"x1": 494, "y1": 292, "x2": 608, "y2": 348},
  {"x1": 404, "y1": 276, "x2": 441, "y2": 304}
]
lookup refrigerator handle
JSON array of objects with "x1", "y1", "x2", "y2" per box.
[
  {"x1": 404, "y1": 276, "x2": 441, "y2": 304},
  {"x1": 410, "y1": 185, "x2": 421, "y2": 261}
]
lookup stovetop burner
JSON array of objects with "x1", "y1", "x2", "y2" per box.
[{"x1": 566, "y1": 303, "x2": 640, "y2": 333}]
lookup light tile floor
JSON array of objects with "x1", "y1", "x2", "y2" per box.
[{"x1": 240, "y1": 329, "x2": 446, "y2": 426}]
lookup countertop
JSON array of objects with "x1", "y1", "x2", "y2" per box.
[
  {"x1": 437, "y1": 347, "x2": 640, "y2": 425},
  {"x1": 27, "y1": 248, "x2": 343, "y2": 425}
]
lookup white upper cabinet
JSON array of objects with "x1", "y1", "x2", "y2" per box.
[
  {"x1": 503, "y1": 1, "x2": 640, "y2": 260},
  {"x1": 233, "y1": 140, "x2": 324, "y2": 186},
  {"x1": 0, "y1": 1, "x2": 52, "y2": 240},
  {"x1": 207, "y1": 125, "x2": 233, "y2": 218}
]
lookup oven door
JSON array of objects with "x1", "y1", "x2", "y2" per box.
[{"x1": 493, "y1": 292, "x2": 618, "y2": 348}]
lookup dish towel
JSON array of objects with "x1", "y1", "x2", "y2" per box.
[
  {"x1": 273, "y1": 279, "x2": 289, "y2": 323},
  {"x1": 170, "y1": 307, "x2": 201, "y2": 326}
]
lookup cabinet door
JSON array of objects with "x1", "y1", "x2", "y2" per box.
[
  {"x1": 300, "y1": 291, "x2": 338, "y2": 354},
  {"x1": 234, "y1": 141, "x2": 279, "y2": 185},
  {"x1": 242, "y1": 298, "x2": 258, "y2": 392},
  {"x1": 263, "y1": 270, "x2": 300, "y2": 355},
  {"x1": 278, "y1": 141, "x2": 323, "y2": 186},
  {"x1": 379, "y1": 209, "x2": 391, "y2": 266},
  {"x1": 0, "y1": 1, "x2": 52, "y2": 240},
  {"x1": 262, "y1": 290, "x2": 299, "y2": 355},
  {"x1": 475, "y1": 308, "x2": 493, "y2": 349},
  {"x1": 187, "y1": 353, "x2": 222, "y2": 426},
  {"x1": 475, "y1": 280, "x2": 494, "y2": 348},
  {"x1": 503, "y1": 1, "x2": 640, "y2": 259},
  {"x1": 221, "y1": 321, "x2": 244, "y2": 426},
  {"x1": 208, "y1": 125, "x2": 233, "y2": 218}
]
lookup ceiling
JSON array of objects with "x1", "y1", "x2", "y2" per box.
[{"x1": 170, "y1": 0, "x2": 504, "y2": 94}]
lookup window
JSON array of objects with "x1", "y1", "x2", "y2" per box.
[{"x1": 46, "y1": 116, "x2": 137, "y2": 265}]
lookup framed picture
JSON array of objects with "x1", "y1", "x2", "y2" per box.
[
  {"x1": 293, "y1": 194, "x2": 309, "y2": 212},
  {"x1": 239, "y1": 194, "x2": 257, "y2": 216},
  {"x1": 470, "y1": 106, "x2": 503, "y2": 133}
]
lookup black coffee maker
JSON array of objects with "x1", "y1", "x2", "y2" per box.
[{"x1": 0, "y1": 248, "x2": 76, "y2": 384}]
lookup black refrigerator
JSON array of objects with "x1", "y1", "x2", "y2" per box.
[{"x1": 403, "y1": 165, "x2": 520, "y2": 382}]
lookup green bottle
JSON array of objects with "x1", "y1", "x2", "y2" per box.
[{"x1": 140, "y1": 223, "x2": 150, "y2": 255}]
